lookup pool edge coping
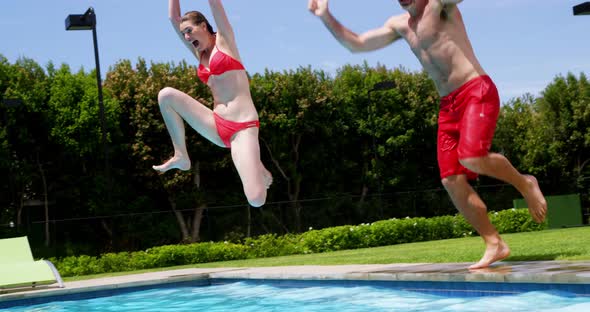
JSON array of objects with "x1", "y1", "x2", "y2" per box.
[{"x1": 2, "y1": 261, "x2": 590, "y2": 303}]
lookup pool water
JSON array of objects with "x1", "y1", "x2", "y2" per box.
[{"x1": 4, "y1": 281, "x2": 590, "y2": 312}]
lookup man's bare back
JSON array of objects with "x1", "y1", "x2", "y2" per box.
[{"x1": 388, "y1": 1, "x2": 486, "y2": 95}]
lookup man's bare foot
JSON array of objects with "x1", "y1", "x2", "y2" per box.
[
  {"x1": 523, "y1": 175, "x2": 547, "y2": 223},
  {"x1": 263, "y1": 168, "x2": 273, "y2": 189},
  {"x1": 468, "y1": 265, "x2": 512, "y2": 274},
  {"x1": 468, "y1": 240, "x2": 511, "y2": 270},
  {"x1": 152, "y1": 156, "x2": 191, "y2": 172}
]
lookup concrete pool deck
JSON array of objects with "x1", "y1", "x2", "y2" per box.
[{"x1": 2, "y1": 261, "x2": 590, "y2": 302}]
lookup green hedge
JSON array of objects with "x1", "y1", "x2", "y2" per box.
[{"x1": 50, "y1": 209, "x2": 546, "y2": 277}]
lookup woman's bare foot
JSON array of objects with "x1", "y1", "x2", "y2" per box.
[
  {"x1": 152, "y1": 155, "x2": 191, "y2": 172},
  {"x1": 263, "y1": 168, "x2": 273, "y2": 189},
  {"x1": 522, "y1": 175, "x2": 547, "y2": 223},
  {"x1": 469, "y1": 240, "x2": 511, "y2": 270}
]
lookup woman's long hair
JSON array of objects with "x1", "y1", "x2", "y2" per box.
[{"x1": 182, "y1": 11, "x2": 216, "y2": 34}]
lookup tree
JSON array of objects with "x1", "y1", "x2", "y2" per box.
[
  {"x1": 535, "y1": 73, "x2": 590, "y2": 194},
  {"x1": 0, "y1": 57, "x2": 53, "y2": 245},
  {"x1": 251, "y1": 66, "x2": 340, "y2": 232},
  {"x1": 495, "y1": 94, "x2": 536, "y2": 167},
  {"x1": 333, "y1": 64, "x2": 441, "y2": 219},
  {"x1": 106, "y1": 59, "x2": 226, "y2": 244}
]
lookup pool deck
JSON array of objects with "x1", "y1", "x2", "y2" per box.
[{"x1": 2, "y1": 261, "x2": 590, "y2": 302}]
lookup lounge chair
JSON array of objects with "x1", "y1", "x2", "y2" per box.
[{"x1": 0, "y1": 236, "x2": 64, "y2": 290}]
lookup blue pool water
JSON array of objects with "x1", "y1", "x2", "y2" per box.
[{"x1": 3, "y1": 281, "x2": 590, "y2": 312}]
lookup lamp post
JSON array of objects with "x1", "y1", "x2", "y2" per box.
[
  {"x1": 574, "y1": 2, "x2": 590, "y2": 15},
  {"x1": 65, "y1": 7, "x2": 109, "y2": 184},
  {"x1": 573, "y1": 2, "x2": 589, "y2": 221},
  {"x1": 367, "y1": 80, "x2": 396, "y2": 217}
]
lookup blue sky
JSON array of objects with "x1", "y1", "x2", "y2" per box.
[{"x1": 1, "y1": 0, "x2": 589, "y2": 103}]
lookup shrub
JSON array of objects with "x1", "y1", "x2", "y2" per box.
[
  {"x1": 244, "y1": 234, "x2": 300, "y2": 258},
  {"x1": 52, "y1": 209, "x2": 546, "y2": 277},
  {"x1": 53, "y1": 255, "x2": 102, "y2": 277},
  {"x1": 425, "y1": 215, "x2": 460, "y2": 240},
  {"x1": 490, "y1": 208, "x2": 547, "y2": 233},
  {"x1": 99, "y1": 252, "x2": 133, "y2": 272}
]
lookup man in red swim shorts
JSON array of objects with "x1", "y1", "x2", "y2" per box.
[
  {"x1": 310, "y1": 0, "x2": 548, "y2": 269},
  {"x1": 437, "y1": 75, "x2": 499, "y2": 181}
]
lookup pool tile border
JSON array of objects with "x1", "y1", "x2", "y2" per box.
[{"x1": 2, "y1": 261, "x2": 590, "y2": 305}]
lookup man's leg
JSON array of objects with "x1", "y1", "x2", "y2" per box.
[
  {"x1": 457, "y1": 77, "x2": 547, "y2": 223},
  {"x1": 436, "y1": 79, "x2": 511, "y2": 269},
  {"x1": 442, "y1": 174, "x2": 510, "y2": 269},
  {"x1": 460, "y1": 154, "x2": 547, "y2": 223}
]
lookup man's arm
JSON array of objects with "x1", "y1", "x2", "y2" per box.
[
  {"x1": 435, "y1": 0, "x2": 463, "y2": 17},
  {"x1": 308, "y1": 0, "x2": 401, "y2": 53},
  {"x1": 440, "y1": 0, "x2": 463, "y2": 10}
]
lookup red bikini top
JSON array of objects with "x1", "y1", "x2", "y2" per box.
[{"x1": 197, "y1": 47, "x2": 245, "y2": 84}]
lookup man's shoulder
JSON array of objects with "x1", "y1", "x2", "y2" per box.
[{"x1": 385, "y1": 13, "x2": 409, "y2": 31}]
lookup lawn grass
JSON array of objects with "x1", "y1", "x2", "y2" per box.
[{"x1": 65, "y1": 226, "x2": 590, "y2": 282}]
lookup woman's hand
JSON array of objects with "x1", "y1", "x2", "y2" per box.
[{"x1": 308, "y1": 0, "x2": 329, "y2": 18}]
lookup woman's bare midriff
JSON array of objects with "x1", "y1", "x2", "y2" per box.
[{"x1": 208, "y1": 70, "x2": 259, "y2": 122}]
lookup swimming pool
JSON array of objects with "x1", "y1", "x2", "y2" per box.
[{"x1": 2, "y1": 279, "x2": 590, "y2": 311}]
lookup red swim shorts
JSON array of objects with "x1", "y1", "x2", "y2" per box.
[
  {"x1": 437, "y1": 75, "x2": 500, "y2": 180},
  {"x1": 213, "y1": 112, "x2": 260, "y2": 148}
]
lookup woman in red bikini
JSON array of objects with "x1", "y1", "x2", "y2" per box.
[{"x1": 153, "y1": 0, "x2": 272, "y2": 207}]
